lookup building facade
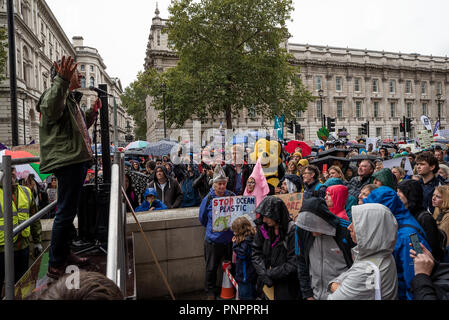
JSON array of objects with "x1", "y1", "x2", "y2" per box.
[
  {"x1": 145, "y1": 8, "x2": 448, "y2": 143},
  {"x1": 0, "y1": 0, "x2": 134, "y2": 147}
]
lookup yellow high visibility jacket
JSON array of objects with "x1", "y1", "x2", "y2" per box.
[{"x1": 0, "y1": 185, "x2": 32, "y2": 246}]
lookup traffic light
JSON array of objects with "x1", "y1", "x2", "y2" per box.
[
  {"x1": 327, "y1": 117, "x2": 336, "y2": 132},
  {"x1": 295, "y1": 124, "x2": 301, "y2": 134},
  {"x1": 361, "y1": 122, "x2": 368, "y2": 135},
  {"x1": 406, "y1": 118, "x2": 413, "y2": 133},
  {"x1": 400, "y1": 121, "x2": 405, "y2": 133},
  {"x1": 287, "y1": 121, "x2": 294, "y2": 134}
]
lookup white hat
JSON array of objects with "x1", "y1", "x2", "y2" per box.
[{"x1": 213, "y1": 164, "x2": 228, "y2": 183}]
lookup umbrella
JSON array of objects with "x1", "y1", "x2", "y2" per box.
[
  {"x1": 91, "y1": 144, "x2": 118, "y2": 155},
  {"x1": 0, "y1": 150, "x2": 51, "y2": 183},
  {"x1": 316, "y1": 148, "x2": 350, "y2": 158},
  {"x1": 284, "y1": 140, "x2": 312, "y2": 157},
  {"x1": 349, "y1": 155, "x2": 381, "y2": 162},
  {"x1": 310, "y1": 156, "x2": 350, "y2": 172},
  {"x1": 125, "y1": 170, "x2": 152, "y2": 198},
  {"x1": 125, "y1": 140, "x2": 150, "y2": 150},
  {"x1": 143, "y1": 140, "x2": 179, "y2": 157}
]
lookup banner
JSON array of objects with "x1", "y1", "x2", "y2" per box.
[
  {"x1": 417, "y1": 130, "x2": 434, "y2": 149},
  {"x1": 421, "y1": 115, "x2": 432, "y2": 131},
  {"x1": 274, "y1": 192, "x2": 303, "y2": 220},
  {"x1": 433, "y1": 120, "x2": 440, "y2": 136},
  {"x1": 382, "y1": 157, "x2": 413, "y2": 175},
  {"x1": 212, "y1": 196, "x2": 256, "y2": 232}
]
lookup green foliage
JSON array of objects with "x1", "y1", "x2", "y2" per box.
[
  {"x1": 317, "y1": 127, "x2": 329, "y2": 141},
  {"x1": 148, "y1": 0, "x2": 313, "y2": 129},
  {"x1": 0, "y1": 27, "x2": 8, "y2": 82}
]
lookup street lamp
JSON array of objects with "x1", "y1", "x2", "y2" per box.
[
  {"x1": 318, "y1": 89, "x2": 324, "y2": 127},
  {"x1": 161, "y1": 83, "x2": 167, "y2": 139},
  {"x1": 437, "y1": 93, "x2": 442, "y2": 124}
]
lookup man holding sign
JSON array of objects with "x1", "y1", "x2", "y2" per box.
[{"x1": 198, "y1": 165, "x2": 235, "y2": 300}]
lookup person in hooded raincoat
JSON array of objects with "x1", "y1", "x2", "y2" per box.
[
  {"x1": 251, "y1": 196, "x2": 299, "y2": 300},
  {"x1": 397, "y1": 179, "x2": 445, "y2": 261},
  {"x1": 372, "y1": 168, "x2": 397, "y2": 190},
  {"x1": 325, "y1": 185, "x2": 349, "y2": 221},
  {"x1": 135, "y1": 188, "x2": 168, "y2": 212},
  {"x1": 323, "y1": 177, "x2": 357, "y2": 223},
  {"x1": 243, "y1": 159, "x2": 270, "y2": 208},
  {"x1": 363, "y1": 186, "x2": 431, "y2": 300},
  {"x1": 295, "y1": 197, "x2": 355, "y2": 300},
  {"x1": 148, "y1": 165, "x2": 184, "y2": 209},
  {"x1": 327, "y1": 203, "x2": 399, "y2": 300}
]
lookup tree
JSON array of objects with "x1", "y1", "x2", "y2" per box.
[
  {"x1": 0, "y1": 27, "x2": 8, "y2": 82},
  {"x1": 148, "y1": 0, "x2": 313, "y2": 130},
  {"x1": 120, "y1": 69, "x2": 159, "y2": 140}
]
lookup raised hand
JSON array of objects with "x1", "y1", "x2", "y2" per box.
[
  {"x1": 92, "y1": 98, "x2": 102, "y2": 113},
  {"x1": 53, "y1": 56, "x2": 78, "y2": 82}
]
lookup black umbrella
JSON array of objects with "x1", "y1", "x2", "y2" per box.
[
  {"x1": 125, "y1": 170, "x2": 152, "y2": 198},
  {"x1": 144, "y1": 140, "x2": 179, "y2": 157},
  {"x1": 349, "y1": 155, "x2": 381, "y2": 162},
  {"x1": 317, "y1": 147, "x2": 350, "y2": 159},
  {"x1": 310, "y1": 156, "x2": 351, "y2": 172}
]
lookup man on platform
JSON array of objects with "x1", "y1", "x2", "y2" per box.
[{"x1": 37, "y1": 56, "x2": 102, "y2": 279}]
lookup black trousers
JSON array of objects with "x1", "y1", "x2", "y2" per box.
[
  {"x1": 0, "y1": 247, "x2": 30, "y2": 296},
  {"x1": 204, "y1": 239, "x2": 232, "y2": 296}
]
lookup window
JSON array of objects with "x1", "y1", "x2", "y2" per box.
[
  {"x1": 390, "y1": 102, "x2": 396, "y2": 118},
  {"x1": 407, "y1": 102, "x2": 412, "y2": 118},
  {"x1": 372, "y1": 79, "x2": 379, "y2": 93},
  {"x1": 336, "y1": 77, "x2": 342, "y2": 91},
  {"x1": 421, "y1": 82, "x2": 427, "y2": 94},
  {"x1": 80, "y1": 65, "x2": 85, "y2": 71},
  {"x1": 354, "y1": 78, "x2": 361, "y2": 92},
  {"x1": 422, "y1": 103, "x2": 428, "y2": 115},
  {"x1": 248, "y1": 107, "x2": 256, "y2": 118},
  {"x1": 355, "y1": 101, "x2": 362, "y2": 118},
  {"x1": 437, "y1": 82, "x2": 443, "y2": 95},
  {"x1": 406, "y1": 80, "x2": 412, "y2": 94},
  {"x1": 80, "y1": 76, "x2": 86, "y2": 88},
  {"x1": 296, "y1": 110, "x2": 303, "y2": 118},
  {"x1": 393, "y1": 127, "x2": 399, "y2": 137},
  {"x1": 89, "y1": 77, "x2": 95, "y2": 87},
  {"x1": 316, "y1": 100, "x2": 322, "y2": 119},
  {"x1": 389, "y1": 80, "x2": 396, "y2": 93},
  {"x1": 90, "y1": 65, "x2": 94, "y2": 72},
  {"x1": 373, "y1": 101, "x2": 379, "y2": 118},
  {"x1": 315, "y1": 76, "x2": 322, "y2": 91},
  {"x1": 376, "y1": 127, "x2": 382, "y2": 137},
  {"x1": 337, "y1": 101, "x2": 343, "y2": 119}
]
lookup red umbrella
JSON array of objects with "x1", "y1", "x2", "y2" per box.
[{"x1": 285, "y1": 140, "x2": 312, "y2": 156}]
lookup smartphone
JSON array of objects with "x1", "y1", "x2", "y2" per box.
[{"x1": 409, "y1": 233, "x2": 423, "y2": 254}]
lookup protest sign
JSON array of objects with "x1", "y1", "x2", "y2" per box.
[
  {"x1": 212, "y1": 196, "x2": 256, "y2": 232},
  {"x1": 382, "y1": 157, "x2": 413, "y2": 176},
  {"x1": 417, "y1": 130, "x2": 434, "y2": 149},
  {"x1": 274, "y1": 192, "x2": 303, "y2": 220}
]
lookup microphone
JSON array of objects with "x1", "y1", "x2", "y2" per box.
[{"x1": 89, "y1": 86, "x2": 112, "y2": 97}]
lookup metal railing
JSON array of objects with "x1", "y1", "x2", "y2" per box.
[
  {"x1": 106, "y1": 151, "x2": 127, "y2": 297},
  {"x1": 2, "y1": 155, "x2": 57, "y2": 300}
]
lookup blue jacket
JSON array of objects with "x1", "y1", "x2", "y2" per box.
[
  {"x1": 135, "y1": 188, "x2": 169, "y2": 212},
  {"x1": 198, "y1": 188, "x2": 235, "y2": 244},
  {"x1": 364, "y1": 186, "x2": 431, "y2": 300},
  {"x1": 232, "y1": 236, "x2": 257, "y2": 284},
  {"x1": 181, "y1": 177, "x2": 201, "y2": 208}
]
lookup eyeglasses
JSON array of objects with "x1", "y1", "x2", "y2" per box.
[
  {"x1": 302, "y1": 171, "x2": 312, "y2": 175},
  {"x1": 247, "y1": 181, "x2": 256, "y2": 185}
]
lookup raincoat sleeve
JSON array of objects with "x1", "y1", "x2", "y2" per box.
[
  {"x1": 37, "y1": 75, "x2": 70, "y2": 123},
  {"x1": 296, "y1": 229, "x2": 314, "y2": 299},
  {"x1": 411, "y1": 274, "x2": 439, "y2": 300},
  {"x1": 84, "y1": 108, "x2": 98, "y2": 130},
  {"x1": 327, "y1": 262, "x2": 375, "y2": 300},
  {"x1": 135, "y1": 200, "x2": 150, "y2": 212},
  {"x1": 251, "y1": 229, "x2": 267, "y2": 276},
  {"x1": 394, "y1": 236, "x2": 419, "y2": 300},
  {"x1": 198, "y1": 195, "x2": 210, "y2": 227},
  {"x1": 266, "y1": 226, "x2": 297, "y2": 280}
]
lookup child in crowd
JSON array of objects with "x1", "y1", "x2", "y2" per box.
[
  {"x1": 135, "y1": 188, "x2": 168, "y2": 212},
  {"x1": 231, "y1": 217, "x2": 257, "y2": 300}
]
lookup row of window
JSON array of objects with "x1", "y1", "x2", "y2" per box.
[
  {"x1": 80, "y1": 65, "x2": 95, "y2": 72},
  {"x1": 312, "y1": 100, "x2": 435, "y2": 119},
  {"x1": 315, "y1": 76, "x2": 444, "y2": 95},
  {"x1": 80, "y1": 76, "x2": 95, "y2": 88}
]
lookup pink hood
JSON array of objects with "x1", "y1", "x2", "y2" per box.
[
  {"x1": 327, "y1": 185, "x2": 349, "y2": 221},
  {"x1": 244, "y1": 159, "x2": 270, "y2": 207}
]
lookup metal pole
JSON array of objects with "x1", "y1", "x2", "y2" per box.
[
  {"x1": 113, "y1": 97, "x2": 118, "y2": 149},
  {"x1": 3, "y1": 155, "x2": 15, "y2": 300},
  {"x1": 23, "y1": 99, "x2": 26, "y2": 145},
  {"x1": 99, "y1": 84, "x2": 111, "y2": 184},
  {"x1": 163, "y1": 91, "x2": 166, "y2": 139},
  {"x1": 6, "y1": 0, "x2": 19, "y2": 146}
]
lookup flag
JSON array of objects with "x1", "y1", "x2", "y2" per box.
[{"x1": 433, "y1": 120, "x2": 440, "y2": 136}]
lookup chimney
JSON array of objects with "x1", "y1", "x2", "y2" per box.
[{"x1": 72, "y1": 36, "x2": 84, "y2": 47}]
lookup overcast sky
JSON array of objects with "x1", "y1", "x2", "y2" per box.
[{"x1": 45, "y1": 0, "x2": 449, "y2": 90}]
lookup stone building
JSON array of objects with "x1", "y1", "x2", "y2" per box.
[
  {"x1": 145, "y1": 8, "x2": 448, "y2": 143},
  {"x1": 0, "y1": 0, "x2": 134, "y2": 147}
]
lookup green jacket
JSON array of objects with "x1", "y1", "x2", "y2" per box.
[{"x1": 36, "y1": 75, "x2": 96, "y2": 174}]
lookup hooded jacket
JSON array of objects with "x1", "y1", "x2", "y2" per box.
[
  {"x1": 36, "y1": 76, "x2": 97, "y2": 173},
  {"x1": 244, "y1": 160, "x2": 270, "y2": 207},
  {"x1": 198, "y1": 187, "x2": 235, "y2": 244},
  {"x1": 251, "y1": 196, "x2": 300, "y2": 299},
  {"x1": 281, "y1": 174, "x2": 303, "y2": 194},
  {"x1": 148, "y1": 165, "x2": 184, "y2": 209},
  {"x1": 328, "y1": 203, "x2": 398, "y2": 300},
  {"x1": 326, "y1": 185, "x2": 349, "y2": 221},
  {"x1": 372, "y1": 168, "x2": 397, "y2": 190},
  {"x1": 363, "y1": 186, "x2": 431, "y2": 300},
  {"x1": 135, "y1": 188, "x2": 168, "y2": 212},
  {"x1": 324, "y1": 177, "x2": 357, "y2": 222},
  {"x1": 180, "y1": 165, "x2": 202, "y2": 208},
  {"x1": 295, "y1": 197, "x2": 355, "y2": 299},
  {"x1": 398, "y1": 179, "x2": 445, "y2": 261}
]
